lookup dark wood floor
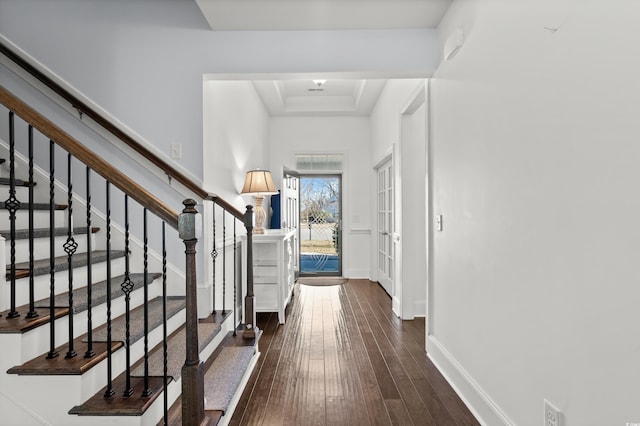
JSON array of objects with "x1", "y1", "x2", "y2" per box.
[{"x1": 230, "y1": 279, "x2": 479, "y2": 426}]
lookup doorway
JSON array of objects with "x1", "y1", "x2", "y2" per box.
[{"x1": 299, "y1": 175, "x2": 342, "y2": 276}]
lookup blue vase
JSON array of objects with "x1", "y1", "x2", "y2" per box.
[{"x1": 270, "y1": 191, "x2": 281, "y2": 229}]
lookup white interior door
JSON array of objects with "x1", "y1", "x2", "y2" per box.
[
  {"x1": 281, "y1": 167, "x2": 300, "y2": 278},
  {"x1": 377, "y1": 158, "x2": 393, "y2": 295}
]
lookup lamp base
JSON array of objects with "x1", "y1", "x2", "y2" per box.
[{"x1": 253, "y1": 195, "x2": 266, "y2": 234}]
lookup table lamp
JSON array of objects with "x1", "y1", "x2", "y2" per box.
[{"x1": 241, "y1": 169, "x2": 278, "y2": 234}]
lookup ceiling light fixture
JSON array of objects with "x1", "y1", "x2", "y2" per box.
[{"x1": 312, "y1": 79, "x2": 327, "y2": 87}]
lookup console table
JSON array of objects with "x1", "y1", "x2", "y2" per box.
[{"x1": 249, "y1": 229, "x2": 296, "y2": 324}]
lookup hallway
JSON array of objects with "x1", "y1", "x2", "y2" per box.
[{"x1": 230, "y1": 280, "x2": 479, "y2": 426}]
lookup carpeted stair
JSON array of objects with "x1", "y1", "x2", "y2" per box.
[
  {"x1": 89, "y1": 297, "x2": 185, "y2": 345},
  {"x1": 35, "y1": 272, "x2": 160, "y2": 312},
  {"x1": 8, "y1": 250, "x2": 125, "y2": 279},
  {"x1": 131, "y1": 322, "x2": 222, "y2": 380},
  {"x1": 204, "y1": 346, "x2": 256, "y2": 413}
]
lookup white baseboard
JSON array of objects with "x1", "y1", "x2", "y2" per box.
[
  {"x1": 344, "y1": 268, "x2": 370, "y2": 279},
  {"x1": 392, "y1": 296, "x2": 401, "y2": 317},
  {"x1": 427, "y1": 336, "x2": 514, "y2": 426}
]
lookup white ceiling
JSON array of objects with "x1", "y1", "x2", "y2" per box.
[
  {"x1": 196, "y1": 0, "x2": 453, "y2": 31},
  {"x1": 198, "y1": 0, "x2": 451, "y2": 116},
  {"x1": 252, "y1": 79, "x2": 387, "y2": 116}
]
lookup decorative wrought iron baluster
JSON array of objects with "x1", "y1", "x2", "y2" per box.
[
  {"x1": 27, "y1": 125, "x2": 38, "y2": 318},
  {"x1": 104, "y1": 182, "x2": 115, "y2": 398},
  {"x1": 64, "y1": 154, "x2": 78, "y2": 359},
  {"x1": 233, "y1": 219, "x2": 237, "y2": 336},
  {"x1": 5, "y1": 112, "x2": 20, "y2": 319},
  {"x1": 211, "y1": 203, "x2": 217, "y2": 314},
  {"x1": 222, "y1": 211, "x2": 226, "y2": 315},
  {"x1": 142, "y1": 208, "x2": 152, "y2": 397},
  {"x1": 26, "y1": 125, "x2": 37, "y2": 319},
  {"x1": 84, "y1": 167, "x2": 95, "y2": 358},
  {"x1": 162, "y1": 222, "x2": 168, "y2": 425},
  {"x1": 121, "y1": 194, "x2": 134, "y2": 397},
  {"x1": 47, "y1": 140, "x2": 58, "y2": 359}
]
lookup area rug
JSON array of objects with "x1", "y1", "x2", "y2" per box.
[{"x1": 297, "y1": 277, "x2": 348, "y2": 286}]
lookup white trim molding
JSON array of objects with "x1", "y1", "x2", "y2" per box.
[{"x1": 427, "y1": 337, "x2": 514, "y2": 426}]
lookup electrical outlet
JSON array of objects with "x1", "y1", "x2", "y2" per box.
[
  {"x1": 544, "y1": 399, "x2": 561, "y2": 426},
  {"x1": 170, "y1": 143, "x2": 182, "y2": 159}
]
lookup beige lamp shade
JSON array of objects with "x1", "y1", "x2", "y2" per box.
[
  {"x1": 241, "y1": 169, "x2": 278, "y2": 234},
  {"x1": 241, "y1": 169, "x2": 278, "y2": 195}
]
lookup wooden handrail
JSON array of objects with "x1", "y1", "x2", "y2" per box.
[
  {"x1": 0, "y1": 85, "x2": 179, "y2": 229},
  {"x1": 205, "y1": 194, "x2": 245, "y2": 220},
  {"x1": 1, "y1": 41, "x2": 247, "y2": 219},
  {"x1": 0, "y1": 41, "x2": 208, "y2": 201}
]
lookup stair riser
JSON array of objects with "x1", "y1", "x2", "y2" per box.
[
  {"x1": 0, "y1": 209, "x2": 66, "y2": 230},
  {"x1": 18, "y1": 278, "x2": 162, "y2": 363},
  {"x1": 0, "y1": 185, "x2": 32, "y2": 201},
  {"x1": 9, "y1": 257, "x2": 126, "y2": 307},
  {"x1": 6, "y1": 233, "x2": 96, "y2": 264}
]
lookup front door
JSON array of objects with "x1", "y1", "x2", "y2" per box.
[
  {"x1": 376, "y1": 158, "x2": 393, "y2": 295},
  {"x1": 299, "y1": 175, "x2": 341, "y2": 276}
]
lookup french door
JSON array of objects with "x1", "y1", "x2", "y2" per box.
[{"x1": 377, "y1": 158, "x2": 393, "y2": 294}]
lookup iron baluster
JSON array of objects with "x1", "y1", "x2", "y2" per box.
[
  {"x1": 64, "y1": 154, "x2": 78, "y2": 359},
  {"x1": 162, "y1": 222, "x2": 168, "y2": 425},
  {"x1": 233, "y1": 219, "x2": 237, "y2": 336},
  {"x1": 104, "y1": 182, "x2": 115, "y2": 398},
  {"x1": 222, "y1": 211, "x2": 226, "y2": 315},
  {"x1": 142, "y1": 208, "x2": 152, "y2": 397},
  {"x1": 211, "y1": 203, "x2": 217, "y2": 314},
  {"x1": 121, "y1": 194, "x2": 134, "y2": 397},
  {"x1": 5, "y1": 112, "x2": 20, "y2": 318},
  {"x1": 26, "y1": 125, "x2": 37, "y2": 318},
  {"x1": 46, "y1": 140, "x2": 58, "y2": 359},
  {"x1": 84, "y1": 167, "x2": 95, "y2": 358}
]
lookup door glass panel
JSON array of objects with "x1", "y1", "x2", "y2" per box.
[{"x1": 299, "y1": 175, "x2": 341, "y2": 276}]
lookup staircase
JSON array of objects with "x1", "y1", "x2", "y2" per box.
[{"x1": 0, "y1": 69, "x2": 260, "y2": 424}]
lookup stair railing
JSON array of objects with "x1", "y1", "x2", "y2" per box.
[
  {"x1": 0, "y1": 84, "x2": 255, "y2": 426},
  {"x1": 1, "y1": 40, "x2": 257, "y2": 338}
]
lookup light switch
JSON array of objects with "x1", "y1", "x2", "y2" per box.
[
  {"x1": 436, "y1": 214, "x2": 443, "y2": 231},
  {"x1": 170, "y1": 143, "x2": 182, "y2": 159}
]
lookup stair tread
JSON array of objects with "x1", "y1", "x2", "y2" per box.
[
  {"x1": 7, "y1": 250, "x2": 126, "y2": 280},
  {"x1": 204, "y1": 344, "x2": 255, "y2": 413},
  {"x1": 0, "y1": 273, "x2": 161, "y2": 334},
  {"x1": 0, "y1": 202, "x2": 67, "y2": 210},
  {"x1": 7, "y1": 296, "x2": 185, "y2": 375},
  {"x1": 69, "y1": 375, "x2": 167, "y2": 416},
  {"x1": 165, "y1": 328, "x2": 259, "y2": 423},
  {"x1": 0, "y1": 226, "x2": 100, "y2": 240},
  {"x1": 0, "y1": 177, "x2": 35, "y2": 187},
  {"x1": 68, "y1": 314, "x2": 225, "y2": 417},
  {"x1": 130, "y1": 321, "x2": 221, "y2": 380}
]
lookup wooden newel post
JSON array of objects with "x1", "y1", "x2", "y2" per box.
[
  {"x1": 179, "y1": 199, "x2": 205, "y2": 425},
  {"x1": 243, "y1": 205, "x2": 257, "y2": 339}
]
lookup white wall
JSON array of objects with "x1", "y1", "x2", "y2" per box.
[
  {"x1": 201, "y1": 80, "x2": 269, "y2": 313},
  {"x1": 269, "y1": 116, "x2": 371, "y2": 278},
  {"x1": 203, "y1": 80, "x2": 269, "y2": 206},
  {"x1": 0, "y1": 0, "x2": 439, "y2": 186},
  {"x1": 430, "y1": 1, "x2": 640, "y2": 425}
]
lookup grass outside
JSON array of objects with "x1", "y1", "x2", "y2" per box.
[{"x1": 301, "y1": 240, "x2": 337, "y2": 255}]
